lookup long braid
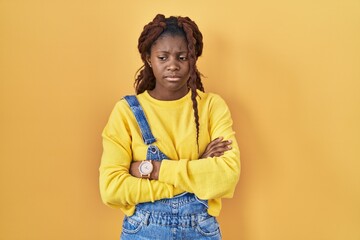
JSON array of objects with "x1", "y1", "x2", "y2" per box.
[
  {"x1": 135, "y1": 14, "x2": 166, "y2": 94},
  {"x1": 135, "y1": 14, "x2": 205, "y2": 151},
  {"x1": 178, "y1": 17, "x2": 204, "y2": 151}
]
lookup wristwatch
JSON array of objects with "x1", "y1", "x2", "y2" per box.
[{"x1": 138, "y1": 160, "x2": 153, "y2": 179}]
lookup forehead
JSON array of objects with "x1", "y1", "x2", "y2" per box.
[{"x1": 151, "y1": 35, "x2": 188, "y2": 52}]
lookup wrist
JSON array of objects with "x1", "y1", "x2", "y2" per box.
[
  {"x1": 138, "y1": 160, "x2": 153, "y2": 179},
  {"x1": 150, "y1": 161, "x2": 161, "y2": 180}
]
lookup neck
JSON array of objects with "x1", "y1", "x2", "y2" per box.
[{"x1": 148, "y1": 88, "x2": 189, "y2": 101}]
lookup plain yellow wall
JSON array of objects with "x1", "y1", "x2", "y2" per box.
[{"x1": 1, "y1": 0, "x2": 359, "y2": 239}]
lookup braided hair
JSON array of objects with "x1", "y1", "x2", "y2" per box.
[{"x1": 134, "y1": 14, "x2": 204, "y2": 150}]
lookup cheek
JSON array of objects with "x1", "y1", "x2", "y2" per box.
[
  {"x1": 184, "y1": 63, "x2": 190, "y2": 72},
  {"x1": 152, "y1": 67, "x2": 162, "y2": 79},
  {"x1": 152, "y1": 66, "x2": 161, "y2": 74},
  {"x1": 184, "y1": 66, "x2": 191, "y2": 76}
]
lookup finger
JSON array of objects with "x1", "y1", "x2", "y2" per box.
[
  {"x1": 211, "y1": 137, "x2": 224, "y2": 144},
  {"x1": 212, "y1": 145, "x2": 232, "y2": 154},
  {"x1": 205, "y1": 147, "x2": 230, "y2": 158},
  {"x1": 206, "y1": 137, "x2": 224, "y2": 149},
  {"x1": 211, "y1": 152, "x2": 225, "y2": 157},
  {"x1": 207, "y1": 140, "x2": 232, "y2": 151},
  {"x1": 207, "y1": 143, "x2": 232, "y2": 157},
  {"x1": 214, "y1": 136, "x2": 224, "y2": 141},
  {"x1": 208, "y1": 139, "x2": 230, "y2": 148},
  {"x1": 210, "y1": 149, "x2": 229, "y2": 157},
  {"x1": 201, "y1": 138, "x2": 231, "y2": 158},
  {"x1": 205, "y1": 138, "x2": 228, "y2": 151}
]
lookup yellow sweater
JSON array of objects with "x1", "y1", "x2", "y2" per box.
[{"x1": 99, "y1": 90, "x2": 240, "y2": 216}]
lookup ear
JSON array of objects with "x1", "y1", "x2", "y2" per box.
[{"x1": 146, "y1": 54, "x2": 151, "y2": 67}]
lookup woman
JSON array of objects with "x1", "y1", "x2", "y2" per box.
[{"x1": 99, "y1": 14, "x2": 241, "y2": 239}]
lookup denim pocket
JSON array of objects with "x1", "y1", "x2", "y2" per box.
[
  {"x1": 122, "y1": 214, "x2": 143, "y2": 234},
  {"x1": 196, "y1": 215, "x2": 221, "y2": 237}
]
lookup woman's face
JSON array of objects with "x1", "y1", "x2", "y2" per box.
[{"x1": 147, "y1": 35, "x2": 190, "y2": 101}]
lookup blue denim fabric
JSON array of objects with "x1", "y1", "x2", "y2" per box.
[
  {"x1": 121, "y1": 193, "x2": 221, "y2": 240},
  {"x1": 121, "y1": 96, "x2": 221, "y2": 240},
  {"x1": 124, "y1": 95, "x2": 156, "y2": 145}
]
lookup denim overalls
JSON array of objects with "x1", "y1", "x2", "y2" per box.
[{"x1": 121, "y1": 95, "x2": 221, "y2": 240}]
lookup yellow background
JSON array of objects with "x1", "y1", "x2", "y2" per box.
[{"x1": 1, "y1": 0, "x2": 359, "y2": 239}]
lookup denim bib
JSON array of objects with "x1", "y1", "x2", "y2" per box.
[{"x1": 121, "y1": 95, "x2": 219, "y2": 240}]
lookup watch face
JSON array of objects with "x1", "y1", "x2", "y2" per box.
[{"x1": 139, "y1": 161, "x2": 153, "y2": 175}]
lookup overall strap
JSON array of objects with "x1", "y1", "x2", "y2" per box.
[{"x1": 123, "y1": 95, "x2": 156, "y2": 145}]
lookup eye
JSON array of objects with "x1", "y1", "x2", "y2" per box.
[
  {"x1": 179, "y1": 56, "x2": 188, "y2": 61},
  {"x1": 157, "y1": 56, "x2": 167, "y2": 61}
]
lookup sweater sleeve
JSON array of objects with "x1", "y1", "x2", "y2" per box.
[
  {"x1": 158, "y1": 95, "x2": 241, "y2": 200},
  {"x1": 99, "y1": 101, "x2": 183, "y2": 209}
]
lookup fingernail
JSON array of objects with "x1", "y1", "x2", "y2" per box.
[{"x1": 228, "y1": 146, "x2": 232, "y2": 149}]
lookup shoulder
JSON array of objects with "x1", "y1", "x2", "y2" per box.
[
  {"x1": 198, "y1": 91, "x2": 228, "y2": 107},
  {"x1": 107, "y1": 95, "x2": 137, "y2": 122},
  {"x1": 112, "y1": 97, "x2": 131, "y2": 112},
  {"x1": 113, "y1": 93, "x2": 147, "y2": 110}
]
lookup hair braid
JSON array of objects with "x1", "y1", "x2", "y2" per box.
[
  {"x1": 135, "y1": 14, "x2": 205, "y2": 152},
  {"x1": 178, "y1": 17, "x2": 204, "y2": 151},
  {"x1": 135, "y1": 14, "x2": 166, "y2": 94}
]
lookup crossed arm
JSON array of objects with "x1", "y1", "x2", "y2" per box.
[
  {"x1": 100, "y1": 95, "x2": 240, "y2": 209},
  {"x1": 129, "y1": 137, "x2": 232, "y2": 179}
]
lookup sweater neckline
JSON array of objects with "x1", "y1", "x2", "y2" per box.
[{"x1": 142, "y1": 90, "x2": 192, "y2": 108}]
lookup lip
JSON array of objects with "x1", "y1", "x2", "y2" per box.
[{"x1": 164, "y1": 76, "x2": 182, "y2": 81}]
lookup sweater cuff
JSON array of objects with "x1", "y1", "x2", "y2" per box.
[{"x1": 159, "y1": 159, "x2": 181, "y2": 186}]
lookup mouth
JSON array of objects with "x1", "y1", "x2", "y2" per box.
[{"x1": 164, "y1": 76, "x2": 182, "y2": 81}]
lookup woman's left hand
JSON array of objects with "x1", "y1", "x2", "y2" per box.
[{"x1": 200, "y1": 137, "x2": 232, "y2": 158}]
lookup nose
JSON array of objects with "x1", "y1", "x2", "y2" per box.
[{"x1": 167, "y1": 58, "x2": 179, "y2": 71}]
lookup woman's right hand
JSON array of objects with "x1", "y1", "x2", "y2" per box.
[{"x1": 200, "y1": 137, "x2": 232, "y2": 158}]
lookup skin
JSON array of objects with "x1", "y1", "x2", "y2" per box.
[
  {"x1": 147, "y1": 34, "x2": 191, "y2": 101},
  {"x1": 129, "y1": 34, "x2": 232, "y2": 180}
]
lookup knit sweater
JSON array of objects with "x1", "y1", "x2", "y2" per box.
[{"x1": 99, "y1": 90, "x2": 240, "y2": 216}]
